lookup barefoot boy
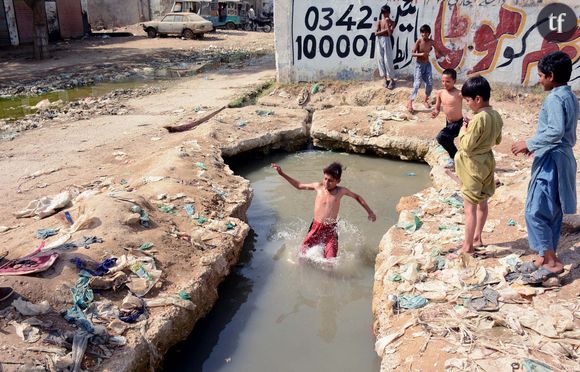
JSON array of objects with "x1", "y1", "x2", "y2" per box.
[
  {"x1": 271, "y1": 162, "x2": 376, "y2": 258},
  {"x1": 454, "y1": 76, "x2": 502, "y2": 256},
  {"x1": 375, "y1": 4, "x2": 396, "y2": 89},
  {"x1": 511, "y1": 51, "x2": 578, "y2": 284},
  {"x1": 407, "y1": 25, "x2": 435, "y2": 113},
  {"x1": 432, "y1": 68, "x2": 463, "y2": 169}
]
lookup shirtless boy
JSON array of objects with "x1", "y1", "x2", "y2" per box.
[
  {"x1": 271, "y1": 162, "x2": 376, "y2": 259},
  {"x1": 375, "y1": 4, "x2": 396, "y2": 89},
  {"x1": 432, "y1": 68, "x2": 463, "y2": 169},
  {"x1": 407, "y1": 25, "x2": 435, "y2": 113}
]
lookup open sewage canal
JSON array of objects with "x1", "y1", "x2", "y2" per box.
[{"x1": 163, "y1": 149, "x2": 430, "y2": 371}]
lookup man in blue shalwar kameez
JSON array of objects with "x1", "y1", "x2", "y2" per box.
[{"x1": 512, "y1": 51, "x2": 579, "y2": 284}]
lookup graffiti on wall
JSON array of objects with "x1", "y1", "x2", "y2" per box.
[
  {"x1": 432, "y1": 1, "x2": 579, "y2": 83},
  {"x1": 281, "y1": 0, "x2": 579, "y2": 86}
]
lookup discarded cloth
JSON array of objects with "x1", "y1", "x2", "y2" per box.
[
  {"x1": 71, "y1": 257, "x2": 117, "y2": 276},
  {"x1": 47, "y1": 236, "x2": 103, "y2": 252},
  {"x1": 36, "y1": 228, "x2": 59, "y2": 239},
  {"x1": 398, "y1": 295, "x2": 428, "y2": 309},
  {"x1": 397, "y1": 211, "x2": 422, "y2": 232},
  {"x1": 0, "y1": 252, "x2": 59, "y2": 276},
  {"x1": 119, "y1": 294, "x2": 145, "y2": 323},
  {"x1": 64, "y1": 271, "x2": 95, "y2": 333}
]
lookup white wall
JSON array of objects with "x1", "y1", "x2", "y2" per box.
[{"x1": 275, "y1": 0, "x2": 580, "y2": 88}]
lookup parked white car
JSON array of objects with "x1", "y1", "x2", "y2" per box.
[{"x1": 142, "y1": 12, "x2": 213, "y2": 39}]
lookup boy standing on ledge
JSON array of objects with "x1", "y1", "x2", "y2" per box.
[
  {"x1": 453, "y1": 76, "x2": 503, "y2": 257},
  {"x1": 511, "y1": 51, "x2": 578, "y2": 284},
  {"x1": 271, "y1": 162, "x2": 376, "y2": 259}
]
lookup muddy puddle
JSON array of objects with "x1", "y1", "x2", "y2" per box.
[
  {"x1": 164, "y1": 149, "x2": 430, "y2": 371},
  {"x1": 0, "y1": 62, "x2": 207, "y2": 121}
]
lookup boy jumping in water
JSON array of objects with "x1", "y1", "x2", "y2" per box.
[
  {"x1": 432, "y1": 68, "x2": 463, "y2": 169},
  {"x1": 511, "y1": 51, "x2": 578, "y2": 284},
  {"x1": 271, "y1": 162, "x2": 376, "y2": 259}
]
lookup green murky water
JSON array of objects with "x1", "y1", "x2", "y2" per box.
[{"x1": 0, "y1": 81, "x2": 145, "y2": 121}]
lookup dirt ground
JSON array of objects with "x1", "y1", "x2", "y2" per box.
[{"x1": 0, "y1": 28, "x2": 578, "y2": 371}]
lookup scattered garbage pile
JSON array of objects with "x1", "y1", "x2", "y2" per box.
[
  {"x1": 373, "y1": 145, "x2": 579, "y2": 372},
  {"x1": 0, "y1": 139, "x2": 252, "y2": 370}
]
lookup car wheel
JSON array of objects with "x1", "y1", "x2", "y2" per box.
[
  {"x1": 146, "y1": 28, "x2": 157, "y2": 38},
  {"x1": 263, "y1": 24, "x2": 272, "y2": 33},
  {"x1": 225, "y1": 22, "x2": 236, "y2": 30},
  {"x1": 182, "y1": 29, "x2": 195, "y2": 39}
]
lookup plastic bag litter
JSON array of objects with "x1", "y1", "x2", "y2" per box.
[
  {"x1": 398, "y1": 295, "x2": 428, "y2": 309},
  {"x1": 518, "y1": 309, "x2": 559, "y2": 338},
  {"x1": 400, "y1": 262, "x2": 419, "y2": 283},
  {"x1": 474, "y1": 358, "x2": 516, "y2": 372},
  {"x1": 71, "y1": 331, "x2": 91, "y2": 372},
  {"x1": 442, "y1": 193, "x2": 464, "y2": 209},
  {"x1": 374, "y1": 319, "x2": 416, "y2": 357},
  {"x1": 12, "y1": 298, "x2": 51, "y2": 316},
  {"x1": 498, "y1": 254, "x2": 523, "y2": 270},
  {"x1": 445, "y1": 358, "x2": 471, "y2": 371},
  {"x1": 14, "y1": 191, "x2": 72, "y2": 219},
  {"x1": 145, "y1": 296, "x2": 196, "y2": 310},
  {"x1": 118, "y1": 256, "x2": 162, "y2": 297},
  {"x1": 11, "y1": 320, "x2": 40, "y2": 343},
  {"x1": 375, "y1": 110, "x2": 409, "y2": 122},
  {"x1": 256, "y1": 109, "x2": 274, "y2": 117},
  {"x1": 141, "y1": 176, "x2": 165, "y2": 184},
  {"x1": 397, "y1": 210, "x2": 422, "y2": 232},
  {"x1": 522, "y1": 358, "x2": 553, "y2": 372}
]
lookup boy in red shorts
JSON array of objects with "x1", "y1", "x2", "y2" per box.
[{"x1": 271, "y1": 162, "x2": 376, "y2": 258}]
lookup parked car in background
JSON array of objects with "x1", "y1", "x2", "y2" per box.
[{"x1": 142, "y1": 12, "x2": 213, "y2": 39}]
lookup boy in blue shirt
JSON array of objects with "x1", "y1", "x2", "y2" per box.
[{"x1": 512, "y1": 51, "x2": 579, "y2": 284}]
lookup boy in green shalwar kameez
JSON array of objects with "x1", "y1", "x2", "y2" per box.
[{"x1": 453, "y1": 76, "x2": 503, "y2": 257}]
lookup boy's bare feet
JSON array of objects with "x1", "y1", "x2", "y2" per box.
[
  {"x1": 423, "y1": 99, "x2": 431, "y2": 109},
  {"x1": 406, "y1": 100, "x2": 415, "y2": 114},
  {"x1": 447, "y1": 246, "x2": 476, "y2": 259}
]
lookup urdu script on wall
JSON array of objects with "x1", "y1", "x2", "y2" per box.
[{"x1": 275, "y1": 0, "x2": 580, "y2": 87}]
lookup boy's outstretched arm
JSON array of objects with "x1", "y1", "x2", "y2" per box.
[
  {"x1": 271, "y1": 163, "x2": 316, "y2": 190},
  {"x1": 343, "y1": 188, "x2": 377, "y2": 222}
]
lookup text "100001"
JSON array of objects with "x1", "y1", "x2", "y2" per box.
[{"x1": 295, "y1": 5, "x2": 378, "y2": 61}]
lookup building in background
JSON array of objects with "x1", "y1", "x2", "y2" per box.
[{"x1": 1, "y1": 0, "x2": 84, "y2": 47}]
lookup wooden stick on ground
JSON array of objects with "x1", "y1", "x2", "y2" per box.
[{"x1": 164, "y1": 106, "x2": 226, "y2": 133}]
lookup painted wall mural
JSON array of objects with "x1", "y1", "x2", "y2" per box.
[{"x1": 275, "y1": 0, "x2": 580, "y2": 88}]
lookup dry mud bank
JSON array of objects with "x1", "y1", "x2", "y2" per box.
[{"x1": 0, "y1": 74, "x2": 578, "y2": 371}]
